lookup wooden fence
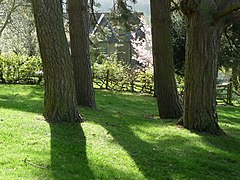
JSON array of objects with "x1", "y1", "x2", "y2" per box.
[
  {"x1": 93, "y1": 68, "x2": 154, "y2": 94},
  {"x1": 216, "y1": 82, "x2": 240, "y2": 105},
  {"x1": 93, "y1": 70, "x2": 239, "y2": 105}
]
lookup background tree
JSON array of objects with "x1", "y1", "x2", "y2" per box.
[
  {"x1": 111, "y1": 0, "x2": 138, "y2": 32},
  {"x1": 0, "y1": 0, "x2": 16, "y2": 37},
  {"x1": 32, "y1": 0, "x2": 82, "y2": 123},
  {"x1": 1, "y1": 1, "x2": 38, "y2": 55},
  {"x1": 68, "y1": 0, "x2": 96, "y2": 108},
  {"x1": 219, "y1": 23, "x2": 240, "y2": 91},
  {"x1": 180, "y1": 0, "x2": 240, "y2": 135},
  {"x1": 172, "y1": 10, "x2": 186, "y2": 77},
  {"x1": 0, "y1": 0, "x2": 27, "y2": 38},
  {"x1": 150, "y1": 0, "x2": 183, "y2": 119}
]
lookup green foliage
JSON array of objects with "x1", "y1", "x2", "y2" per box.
[
  {"x1": 0, "y1": 85, "x2": 240, "y2": 179},
  {"x1": 172, "y1": 11, "x2": 186, "y2": 76},
  {"x1": 0, "y1": 1, "x2": 38, "y2": 55},
  {"x1": 219, "y1": 24, "x2": 240, "y2": 92},
  {"x1": 0, "y1": 54, "x2": 43, "y2": 84},
  {"x1": 111, "y1": 0, "x2": 140, "y2": 32},
  {"x1": 219, "y1": 23, "x2": 240, "y2": 69},
  {"x1": 92, "y1": 53, "x2": 154, "y2": 93}
]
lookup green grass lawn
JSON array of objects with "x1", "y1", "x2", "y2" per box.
[{"x1": 0, "y1": 84, "x2": 240, "y2": 179}]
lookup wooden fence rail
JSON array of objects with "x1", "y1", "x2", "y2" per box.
[
  {"x1": 93, "y1": 69, "x2": 239, "y2": 105},
  {"x1": 93, "y1": 69, "x2": 154, "y2": 94},
  {"x1": 216, "y1": 82, "x2": 237, "y2": 105}
]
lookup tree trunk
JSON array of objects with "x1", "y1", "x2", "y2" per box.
[
  {"x1": 32, "y1": 0, "x2": 82, "y2": 123},
  {"x1": 150, "y1": 0, "x2": 183, "y2": 119},
  {"x1": 68, "y1": 0, "x2": 96, "y2": 108},
  {"x1": 182, "y1": 1, "x2": 225, "y2": 135}
]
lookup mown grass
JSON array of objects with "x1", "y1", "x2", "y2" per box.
[{"x1": 0, "y1": 84, "x2": 240, "y2": 179}]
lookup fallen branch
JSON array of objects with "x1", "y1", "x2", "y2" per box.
[{"x1": 23, "y1": 158, "x2": 49, "y2": 169}]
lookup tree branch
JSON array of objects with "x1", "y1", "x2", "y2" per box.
[
  {"x1": 214, "y1": 2, "x2": 240, "y2": 21},
  {"x1": 0, "y1": 0, "x2": 21, "y2": 37},
  {"x1": 231, "y1": 10, "x2": 240, "y2": 23},
  {"x1": 224, "y1": 30, "x2": 239, "y2": 55},
  {"x1": 171, "y1": 0, "x2": 180, "y2": 12}
]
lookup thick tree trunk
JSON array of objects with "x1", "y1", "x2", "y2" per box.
[
  {"x1": 32, "y1": 0, "x2": 82, "y2": 123},
  {"x1": 68, "y1": 0, "x2": 96, "y2": 108},
  {"x1": 150, "y1": 0, "x2": 183, "y2": 119},
  {"x1": 182, "y1": 1, "x2": 225, "y2": 135}
]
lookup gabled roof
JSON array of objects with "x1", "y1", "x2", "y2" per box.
[
  {"x1": 90, "y1": 13, "x2": 145, "y2": 43},
  {"x1": 90, "y1": 13, "x2": 119, "y2": 43}
]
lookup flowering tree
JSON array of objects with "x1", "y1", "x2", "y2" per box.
[{"x1": 131, "y1": 16, "x2": 153, "y2": 68}]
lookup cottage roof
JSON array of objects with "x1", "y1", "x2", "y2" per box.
[{"x1": 90, "y1": 13, "x2": 144, "y2": 43}]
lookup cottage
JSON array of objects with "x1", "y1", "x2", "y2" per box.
[{"x1": 90, "y1": 12, "x2": 144, "y2": 65}]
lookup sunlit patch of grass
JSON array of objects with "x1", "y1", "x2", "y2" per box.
[{"x1": 0, "y1": 85, "x2": 240, "y2": 179}]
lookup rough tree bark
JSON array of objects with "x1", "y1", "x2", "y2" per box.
[
  {"x1": 68, "y1": 0, "x2": 96, "y2": 108},
  {"x1": 150, "y1": 0, "x2": 183, "y2": 119},
  {"x1": 32, "y1": 0, "x2": 82, "y2": 123},
  {"x1": 180, "y1": 0, "x2": 240, "y2": 135}
]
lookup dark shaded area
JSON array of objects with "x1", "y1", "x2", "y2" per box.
[
  {"x1": 172, "y1": 19, "x2": 186, "y2": 77},
  {"x1": 50, "y1": 123, "x2": 94, "y2": 179}
]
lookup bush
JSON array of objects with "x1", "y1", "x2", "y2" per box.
[
  {"x1": 0, "y1": 52, "x2": 154, "y2": 94},
  {"x1": 0, "y1": 53, "x2": 43, "y2": 84},
  {"x1": 92, "y1": 54, "x2": 154, "y2": 94}
]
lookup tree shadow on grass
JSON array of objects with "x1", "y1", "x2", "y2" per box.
[
  {"x1": 199, "y1": 106, "x2": 240, "y2": 154},
  {"x1": 84, "y1": 92, "x2": 240, "y2": 179},
  {"x1": 0, "y1": 95, "x2": 43, "y2": 114},
  {"x1": 0, "y1": 85, "x2": 43, "y2": 114},
  {"x1": 94, "y1": 119, "x2": 240, "y2": 179},
  {"x1": 50, "y1": 123, "x2": 94, "y2": 179}
]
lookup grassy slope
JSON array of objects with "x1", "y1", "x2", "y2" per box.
[{"x1": 0, "y1": 85, "x2": 239, "y2": 179}]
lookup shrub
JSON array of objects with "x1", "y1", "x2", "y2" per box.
[
  {"x1": 0, "y1": 52, "x2": 154, "y2": 94},
  {"x1": 92, "y1": 53, "x2": 154, "y2": 94},
  {"x1": 0, "y1": 53, "x2": 43, "y2": 84}
]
